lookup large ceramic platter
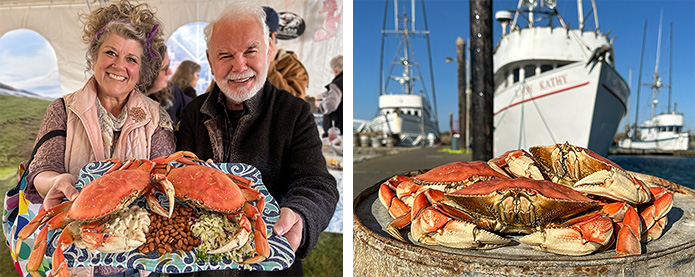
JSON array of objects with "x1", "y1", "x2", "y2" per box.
[{"x1": 41, "y1": 160, "x2": 295, "y2": 273}]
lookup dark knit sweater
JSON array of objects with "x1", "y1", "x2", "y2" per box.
[{"x1": 175, "y1": 80, "x2": 338, "y2": 261}]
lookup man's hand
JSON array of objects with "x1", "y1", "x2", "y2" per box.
[
  {"x1": 43, "y1": 173, "x2": 79, "y2": 209},
  {"x1": 274, "y1": 207, "x2": 304, "y2": 252}
]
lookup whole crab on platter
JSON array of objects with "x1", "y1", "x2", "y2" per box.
[
  {"x1": 14, "y1": 151, "x2": 270, "y2": 277},
  {"x1": 379, "y1": 142, "x2": 674, "y2": 256}
]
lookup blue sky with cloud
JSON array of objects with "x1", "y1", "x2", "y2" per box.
[{"x1": 0, "y1": 29, "x2": 61, "y2": 98}]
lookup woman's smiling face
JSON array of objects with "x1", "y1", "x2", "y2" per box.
[{"x1": 93, "y1": 33, "x2": 143, "y2": 97}]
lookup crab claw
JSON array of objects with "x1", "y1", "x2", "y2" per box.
[
  {"x1": 520, "y1": 213, "x2": 614, "y2": 256},
  {"x1": 149, "y1": 174, "x2": 176, "y2": 218},
  {"x1": 411, "y1": 206, "x2": 510, "y2": 249},
  {"x1": 208, "y1": 216, "x2": 252, "y2": 255},
  {"x1": 573, "y1": 168, "x2": 653, "y2": 205},
  {"x1": 488, "y1": 149, "x2": 543, "y2": 180}
]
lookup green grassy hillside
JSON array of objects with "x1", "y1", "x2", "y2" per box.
[
  {"x1": 0, "y1": 95, "x2": 51, "y2": 277},
  {"x1": 0, "y1": 95, "x2": 342, "y2": 276}
]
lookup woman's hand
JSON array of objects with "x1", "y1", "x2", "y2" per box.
[
  {"x1": 42, "y1": 173, "x2": 79, "y2": 210},
  {"x1": 273, "y1": 207, "x2": 304, "y2": 252}
]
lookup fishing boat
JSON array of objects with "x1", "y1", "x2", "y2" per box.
[
  {"x1": 492, "y1": 0, "x2": 628, "y2": 156},
  {"x1": 355, "y1": 0, "x2": 440, "y2": 147},
  {"x1": 619, "y1": 113, "x2": 690, "y2": 150},
  {"x1": 618, "y1": 12, "x2": 690, "y2": 151}
]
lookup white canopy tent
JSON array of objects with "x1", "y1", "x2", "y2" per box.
[{"x1": 0, "y1": 0, "x2": 343, "y2": 98}]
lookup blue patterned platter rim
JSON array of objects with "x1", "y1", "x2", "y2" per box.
[{"x1": 43, "y1": 160, "x2": 295, "y2": 273}]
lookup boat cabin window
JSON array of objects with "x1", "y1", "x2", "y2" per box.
[
  {"x1": 524, "y1": 65, "x2": 535, "y2": 78},
  {"x1": 541, "y1": 64, "x2": 553, "y2": 73},
  {"x1": 513, "y1": 68, "x2": 520, "y2": 83}
]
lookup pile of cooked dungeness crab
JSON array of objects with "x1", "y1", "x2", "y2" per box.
[
  {"x1": 15, "y1": 151, "x2": 269, "y2": 277},
  {"x1": 379, "y1": 142, "x2": 675, "y2": 256}
]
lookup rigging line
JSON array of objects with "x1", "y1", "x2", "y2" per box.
[
  {"x1": 420, "y1": 0, "x2": 438, "y2": 128},
  {"x1": 378, "y1": 0, "x2": 389, "y2": 95},
  {"x1": 528, "y1": 84, "x2": 558, "y2": 143},
  {"x1": 515, "y1": 79, "x2": 529, "y2": 149},
  {"x1": 385, "y1": 38, "x2": 406, "y2": 94},
  {"x1": 494, "y1": 80, "x2": 525, "y2": 129},
  {"x1": 518, "y1": 85, "x2": 525, "y2": 150}
]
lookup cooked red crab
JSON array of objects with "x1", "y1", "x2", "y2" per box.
[
  {"x1": 16, "y1": 159, "x2": 174, "y2": 277},
  {"x1": 152, "y1": 152, "x2": 269, "y2": 263},
  {"x1": 16, "y1": 152, "x2": 271, "y2": 276},
  {"x1": 379, "y1": 142, "x2": 675, "y2": 257}
]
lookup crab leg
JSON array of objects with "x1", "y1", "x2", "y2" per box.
[
  {"x1": 14, "y1": 201, "x2": 72, "y2": 256},
  {"x1": 153, "y1": 151, "x2": 202, "y2": 165},
  {"x1": 379, "y1": 179, "x2": 411, "y2": 218},
  {"x1": 615, "y1": 205, "x2": 642, "y2": 256},
  {"x1": 639, "y1": 187, "x2": 673, "y2": 242},
  {"x1": 241, "y1": 217, "x2": 270, "y2": 264},
  {"x1": 26, "y1": 225, "x2": 49, "y2": 277},
  {"x1": 51, "y1": 246, "x2": 69, "y2": 277}
]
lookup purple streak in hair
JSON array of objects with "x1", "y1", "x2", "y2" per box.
[{"x1": 145, "y1": 24, "x2": 160, "y2": 60}]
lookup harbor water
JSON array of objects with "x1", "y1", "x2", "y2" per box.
[{"x1": 608, "y1": 155, "x2": 695, "y2": 188}]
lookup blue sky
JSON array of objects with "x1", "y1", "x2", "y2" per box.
[{"x1": 353, "y1": 0, "x2": 695, "y2": 134}]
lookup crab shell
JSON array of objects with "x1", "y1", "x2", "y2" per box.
[
  {"x1": 67, "y1": 166, "x2": 152, "y2": 221},
  {"x1": 442, "y1": 177, "x2": 600, "y2": 233},
  {"x1": 165, "y1": 165, "x2": 247, "y2": 213}
]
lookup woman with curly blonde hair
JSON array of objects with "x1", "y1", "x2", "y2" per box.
[
  {"x1": 24, "y1": 1, "x2": 174, "y2": 275},
  {"x1": 171, "y1": 60, "x2": 202, "y2": 98}
]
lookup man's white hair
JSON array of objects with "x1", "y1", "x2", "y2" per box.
[{"x1": 203, "y1": 1, "x2": 270, "y2": 48}]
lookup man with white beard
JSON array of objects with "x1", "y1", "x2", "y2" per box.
[{"x1": 174, "y1": 1, "x2": 338, "y2": 276}]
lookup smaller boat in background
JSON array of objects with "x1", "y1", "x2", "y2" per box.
[
  {"x1": 619, "y1": 112, "x2": 689, "y2": 150},
  {"x1": 356, "y1": 0, "x2": 440, "y2": 146},
  {"x1": 618, "y1": 10, "x2": 690, "y2": 151}
]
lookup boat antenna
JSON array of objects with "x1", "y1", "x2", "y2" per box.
[{"x1": 633, "y1": 19, "x2": 647, "y2": 139}]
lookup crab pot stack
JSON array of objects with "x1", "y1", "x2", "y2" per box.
[{"x1": 354, "y1": 179, "x2": 695, "y2": 276}]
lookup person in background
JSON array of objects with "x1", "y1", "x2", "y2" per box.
[
  {"x1": 24, "y1": 0, "x2": 174, "y2": 276},
  {"x1": 174, "y1": 1, "x2": 338, "y2": 275},
  {"x1": 171, "y1": 60, "x2": 202, "y2": 99},
  {"x1": 316, "y1": 55, "x2": 343, "y2": 136},
  {"x1": 145, "y1": 45, "x2": 173, "y2": 108},
  {"x1": 263, "y1": 6, "x2": 310, "y2": 99},
  {"x1": 146, "y1": 50, "x2": 192, "y2": 125}
]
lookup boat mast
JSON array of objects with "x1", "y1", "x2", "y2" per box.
[{"x1": 643, "y1": 9, "x2": 670, "y2": 120}]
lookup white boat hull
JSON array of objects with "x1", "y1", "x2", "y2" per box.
[
  {"x1": 493, "y1": 61, "x2": 628, "y2": 156},
  {"x1": 618, "y1": 135, "x2": 689, "y2": 150},
  {"x1": 368, "y1": 112, "x2": 439, "y2": 146}
]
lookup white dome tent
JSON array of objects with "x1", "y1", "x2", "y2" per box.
[{"x1": 0, "y1": 0, "x2": 343, "y2": 99}]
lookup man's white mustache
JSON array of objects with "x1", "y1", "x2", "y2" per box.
[{"x1": 224, "y1": 71, "x2": 257, "y2": 81}]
